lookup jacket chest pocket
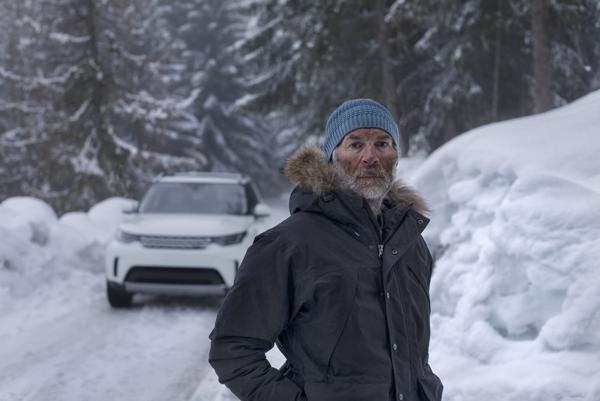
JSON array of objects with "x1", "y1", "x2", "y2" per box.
[
  {"x1": 326, "y1": 265, "x2": 392, "y2": 381},
  {"x1": 294, "y1": 266, "x2": 359, "y2": 376},
  {"x1": 391, "y1": 261, "x2": 431, "y2": 346},
  {"x1": 406, "y1": 263, "x2": 430, "y2": 311},
  {"x1": 311, "y1": 267, "x2": 358, "y2": 312},
  {"x1": 389, "y1": 261, "x2": 432, "y2": 362}
]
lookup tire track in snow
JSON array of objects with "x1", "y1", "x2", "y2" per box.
[{"x1": 0, "y1": 282, "x2": 222, "y2": 401}]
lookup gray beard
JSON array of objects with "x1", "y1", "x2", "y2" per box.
[{"x1": 333, "y1": 163, "x2": 394, "y2": 202}]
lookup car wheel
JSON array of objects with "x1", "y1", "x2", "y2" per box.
[{"x1": 106, "y1": 281, "x2": 133, "y2": 308}]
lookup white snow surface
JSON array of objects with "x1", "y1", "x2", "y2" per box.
[
  {"x1": 410, "y1": 89, "x2": 600, "y2": 401},
  {"x1": 1, "y1": 91, "x2": 600, "y2": 400},
  {"x1": 0, "y1": 197, "x2": 137, "y2": 302},
  {"x1": 0, "y1": 195, "x2": 287, "y2": 401}
]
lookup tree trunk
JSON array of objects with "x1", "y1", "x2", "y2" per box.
[
  {"x1": 531, "y1": 0, "x2": 553, "y2": 113},
  {"x1": 375, "y1": 0, "x2": 404, "y2": 155},
  {"x1": 83, "y1": 0, "x2": 130, "y2": 196},
  {"x1": 491, "y1": 0, "x2": 502, "y2": 121}
]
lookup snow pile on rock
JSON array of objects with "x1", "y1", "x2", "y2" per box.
[
  {"x1": 0, "y1": 197, "x2": 135, "y2": 303},
  {"x1": 412, "y1": 90, "x2": 600, "y2": 401}
]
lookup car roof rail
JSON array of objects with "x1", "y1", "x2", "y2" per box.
[
  {"x1": 153, "y1": 171, "x2": 251, "y2": 184},
  {"x1": 173, "y1": 171, "x2": 243, "y2": 179}
]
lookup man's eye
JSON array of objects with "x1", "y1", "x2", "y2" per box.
[
  {"x1": 376, "y1": 141, "x2": 390, "y2": 148},
  {"x1": 350, "y1": 142, "x2": 363, "y2": 149}
]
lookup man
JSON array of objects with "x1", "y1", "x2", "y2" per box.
[{"x1": 209, "y1": 99, "x2": 443, "y2": 401}]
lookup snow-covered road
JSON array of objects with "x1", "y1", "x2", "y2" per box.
[
  {"x1": 0, "y1": 270, "x2": 232, "y2": 401},
  {"x1": 0, "y1": 197, "x2": 292, "y2": 401}
]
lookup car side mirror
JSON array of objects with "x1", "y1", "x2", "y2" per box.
[
  {"x1": 122, "y1": 201, "x2": 139, "y2": 214},
  {"x1": 253, "y1": 203, "x2": 271, "y2": 218}
]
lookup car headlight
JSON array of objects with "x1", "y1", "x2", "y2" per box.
[
  {"x1": 116, "y1": 229, "x2": 141, "y2": 243},
  {"x1": 212, "y1": 232, "x2": 247, "y2": 246}
]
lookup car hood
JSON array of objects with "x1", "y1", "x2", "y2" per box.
[{"x1": 119, "y1": 214, "x2": 254, "y2": 237}]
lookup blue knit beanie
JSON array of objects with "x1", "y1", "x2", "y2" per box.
[{"x1": 323, "y1": 98, "x2": 399, "y2": 161}]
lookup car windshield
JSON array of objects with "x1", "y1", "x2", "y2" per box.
[{"x1": 139, "y1": 182, "x2": 248, "y2": 215}]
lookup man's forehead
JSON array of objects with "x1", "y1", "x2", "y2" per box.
[{"x1": 344, "y1": 128, "x2": 392, "y2": 141}]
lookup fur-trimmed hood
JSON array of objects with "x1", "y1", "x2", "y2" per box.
[{"x1": 283, "y1": 145, "x2": 428, "y2": 215}]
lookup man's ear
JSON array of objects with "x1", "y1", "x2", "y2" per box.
[{"x1": 393, "y1": 144, "x2": 400, "y2": 167}]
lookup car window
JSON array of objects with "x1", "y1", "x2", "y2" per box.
[{"x1": 139, "y1": 182, "x2": 248, "y2": 214}]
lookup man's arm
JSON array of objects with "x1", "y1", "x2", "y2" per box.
[{"x1": 209, "y1": 232, "x2": 306, "y2": 401}]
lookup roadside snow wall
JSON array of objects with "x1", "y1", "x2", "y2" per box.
[
  {"x1": 411, "y1": 90, "x2": 600, "y2": 401},
  {"x1": 0, "y1": 197, "x2": 135, "y2": 304}
]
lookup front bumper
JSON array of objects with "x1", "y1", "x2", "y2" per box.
[
  {"x1": 124, "y1": 282, "x2": 228, "y2": 296},
  {"x1": 105, "y1": 236, "x2": 250, "y2": 294}
]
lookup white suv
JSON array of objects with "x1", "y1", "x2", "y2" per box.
[{"x1": 105, "y1": 172, "x2": 270, "y2": 308}]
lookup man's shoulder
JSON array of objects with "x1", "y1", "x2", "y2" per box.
[{"x1": 255, "y1": 211, "x2": 322, "y2": 245}]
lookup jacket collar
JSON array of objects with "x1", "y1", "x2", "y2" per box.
[{"x1": 283, "y1": 145, "x2": 429, "y2": 215}]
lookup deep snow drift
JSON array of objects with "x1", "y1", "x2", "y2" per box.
[
  {"x1": 0, "y1": 196, "x2": 136, "y2": 307},
  {"x1": 409, "y1": 90, "x2": 600, "y2": 401}
]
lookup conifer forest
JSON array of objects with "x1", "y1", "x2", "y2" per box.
[{"x1": 1, "y1": 0, "x2": 599, "y2": 213}]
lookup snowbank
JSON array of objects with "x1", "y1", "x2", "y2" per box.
[
  {"x1": 412, "y1": 90, "x2": 600, "y2": 400},
  {"x1": 0, "y1": 197, "x2": 136, "y2": 305}
]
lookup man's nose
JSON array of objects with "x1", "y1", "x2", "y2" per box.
[{"x1": 360, "y1": 145, "x2": 379, "y2": 166}]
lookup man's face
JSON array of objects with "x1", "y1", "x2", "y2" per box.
[{"x1": 332, "y1": 128, "x2": 398, "y2": 200}]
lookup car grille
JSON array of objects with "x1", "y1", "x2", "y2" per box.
[
  {"x1": 139, "y1": 232, "x2": 246, "y2": 249},
  {"x1": 125, "y1": 267, "x2": 225, "y2": 285}
]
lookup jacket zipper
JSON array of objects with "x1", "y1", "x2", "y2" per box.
[
  {"x1": 377, "y1": 217, "x2": 384, "y2": 258},
  {"x1": 363, "y1": 200, "x2": 384, "y2": 259}
]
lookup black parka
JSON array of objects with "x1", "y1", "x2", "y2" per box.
[{"x1": 209, "y1": 146, "x2": 443, "y2": 401}]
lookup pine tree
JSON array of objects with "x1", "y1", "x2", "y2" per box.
[
  {"x1": 239, "y1": 0, "x2": 407, "y2": 155},
  {"x1": 0, "y1": 0, "x2": 195, "y2": 212},
  {"x1": 549, "y1": 0, "x2": 600, "y2": 105},
  {"x1": 159, "y1": 0, "x2": 279, "y2": 194},
  {"x1": 2, "y1": 0, "x2": 598, "y2": 210},
  {"x1": 532, "y1": 0, "x2": 553, "y2": 112},
  {"x1": 242, "y1": 0, "x2": 600, "y2": 154}
]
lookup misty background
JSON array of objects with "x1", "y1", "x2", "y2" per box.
[{"x1": 1, "y1": 0, "x2": 599, "y2": 211}]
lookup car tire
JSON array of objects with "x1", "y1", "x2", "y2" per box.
[{"x1": 106, "y1": 281, "x2": 133, "y2": 308}]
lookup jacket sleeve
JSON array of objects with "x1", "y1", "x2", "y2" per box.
[{"x1": 208, "y1": 232, "x2": 306, "y2": 401}]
